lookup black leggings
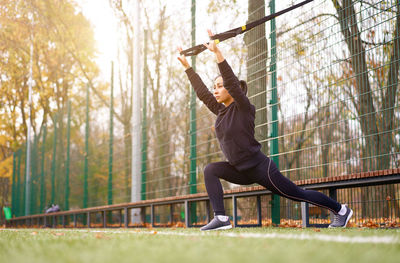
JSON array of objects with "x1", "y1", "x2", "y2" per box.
[{"x1": 203, "y1": 155, "x2": 341, "y2": 216}]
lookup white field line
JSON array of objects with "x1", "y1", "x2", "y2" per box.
[{"x1": 2, "y1": 228, "x2": 399, "y2": 244}]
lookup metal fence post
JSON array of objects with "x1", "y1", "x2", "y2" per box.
[
  {"x1": 30, "y1": 134, "x2": 37, "y2": 215},
  {"x1": 16, "y1": 149, "x2": 21, "y2": 217},
  {"x1": 329, "y1": 188, "x2": 337, "y2": 200},
  {"x1": 87, "y1": 212, "x2": 91, "y2": 228},
  {"x1": 269, "y1": 0, "x2": 280, "y2": 226},
  {"x1": 119, "y1": 210, "x2": 122, "y2": 227},
  {"x1": 301, "y1": 202, "x2": 309, "y2": 228},
  {"x1": 189, "y1": 0, "x2": 197, "y2": 225},
  {"x1": 83, "y1": 84, "x2": 89, "y2": 209},
  {"x1": 40, "y1": 125, "x2": 47, "y2": 214},
  {"x1": 11, "y1": 152, "x2": 16, "y2": 217},
  {"x1": 65, "y1": 101, "x2": 71, "y2": 211},
  {"x1": 124, "y1": 208, "x2": 128, "y2": 228},
  {"x1": 141, "y1": 31, "x2": 148, "y2": 201},
  {"x1": 329, "y1": 188, "x2": 338, "y2": 223},
  {"x1": 50, "y1": 113, "x2": 57, "y2": 205},
  {"x1": 151, "y1": 205, "x2": 155, "y2": 227},
  {"x1": 257, "y1": 195, "x2": 262, "y2": 226},
  {"x1": 232, "y1": 196, "x2": 237, "y2": 227},
  {"x1": 206, "y1": 201, "x2": 210, "y2": 223},
  {"x1": 170, "y1": 204, "x2": 174, "y2": 225},
  {"x1": 108, "y1": 62, "x2": 114, "y2": 208},
  {"x1": 184, "y1": 201, "x2": 190, "y2": 227}
]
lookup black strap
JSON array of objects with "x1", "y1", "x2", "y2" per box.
[{"x1": 180, "y1": 0, "x2": 313, "y2": 56}]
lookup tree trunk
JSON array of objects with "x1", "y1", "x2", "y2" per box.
[
  {"x1": 333, "y1": 0, "x2": 379, "y2": 171},
  {"x1": 380, "y1": 0, "x2": 400, "y2": 170},
  {"x1": 333, "y1": 0, "x2": 400, "y2": 220}
]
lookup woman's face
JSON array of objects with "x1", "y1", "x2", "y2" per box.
[{"x1": 213, "y1": 76, "x2": 233, "y2": 105}]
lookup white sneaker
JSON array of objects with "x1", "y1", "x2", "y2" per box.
[
  {"x1": 200, "y1": 217, "x2": 232, "y2": 231},
  {"x1": 329, "y1": 205, "x2": 353, "y2": 228}
]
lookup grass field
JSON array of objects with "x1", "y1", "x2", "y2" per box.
[{"x1": 1, "y1": 227, "x2": 399, "y2": 263}]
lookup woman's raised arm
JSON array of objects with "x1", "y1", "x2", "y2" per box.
[
  {"x1": 177, "y1": 47, "x2": 191, "y2": 69},
  {"x1": 204, "y1": 30, "x2": 251, "y2": 111},
  {"x1": 178, "y1": 46, "x2": 224, "y2": 115}
]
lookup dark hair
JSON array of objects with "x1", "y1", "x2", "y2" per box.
[
  {"x1": 239, "y1": 80, "x2": 248, "y2": 95},
  {"x1": 214, "y1": 75, "x2": 222, "y2": 81},
  {"x1": 214, "y1": 75, "x2": 248, "y2": 95}
]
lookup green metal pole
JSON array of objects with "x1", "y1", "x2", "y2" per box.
[
  {"x1": 65, "y1": 101, "x2": 71, "y2": 211},
  {"x1": 51, "y1": 113, "x2": 57, "y2": 205},
  {"x1": 83, "y1": 84, "x2": 89, "y2": 209},
  {"x1": 269, "y1": 0, "x2": 280, "y2": 225},
  {"x1": 16, "y1": 149, "x2": 21, "y2": 216},
  {"x1": 189, "y1": 0, "x2": 197, "y2": 224},
  {"x1": 11, "y1": 151, "x2": 16, "y2": 217},
  {"x1": 108, "y1": 63, "x2": 114, "y2": 206},
  {"x1": 23, "y1": 143, "x2": 27, "y2": 215},
  {"x1": 107, "y1": 63, "x2": 114, "y2": 224},
  {"x1": 141, "y1": 31, "x2": 148, "y2": 201},
  {"x1": 40, "y1": 125, "x2": 47, "y2": 213},
  {"x1": 30, "y1": 134, "x2": 37, "y2": 214}
]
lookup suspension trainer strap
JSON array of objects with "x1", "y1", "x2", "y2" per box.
[{"x1": 180, "y1": 0, "x2": 313, "y2": 56}]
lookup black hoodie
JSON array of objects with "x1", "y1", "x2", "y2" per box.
[{"x1": 185, "y1": 59, "x2": 265, "y2": 171}]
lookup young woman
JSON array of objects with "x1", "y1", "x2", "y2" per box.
[{"x1": 177, "y1": 30, "x2": 353, "y2": 230}]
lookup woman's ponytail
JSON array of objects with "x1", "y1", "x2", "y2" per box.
[{"x1": 239, "y1": 80, "x2": 248, "y2": 95}]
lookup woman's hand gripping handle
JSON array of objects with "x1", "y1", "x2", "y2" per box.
[{"x1": 177, "y1": 47, "x2": 191, "y2": 69}]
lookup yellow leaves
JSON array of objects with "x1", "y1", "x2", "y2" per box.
[
  {"x1": 0, "y1": 0, "x2": 102, "y2": 159},
  {"x1": 0, "y1": 135, "x2": 12, "y2": 147},
  {"x1": 0, "y1": 155, "x2": 13, "y2": 180}
]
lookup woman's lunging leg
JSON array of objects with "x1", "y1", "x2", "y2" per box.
[
  {"x1": 203, "y1": 162, "x2": 255, "y2": 215},
  {"x1": 252, "y1": 158, "x2": 341, "y2": 214}
]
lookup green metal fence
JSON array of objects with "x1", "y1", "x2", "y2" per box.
[{"x1": 11, "y1": 0, "x2": 400, "y2": 227}]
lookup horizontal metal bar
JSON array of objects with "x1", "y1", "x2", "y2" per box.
[
  {"x1": 7, "y1": 174, "x2": 400, "y2": 225},
  {"x1": 303, "y1": 175, "x2": 400, "y2": 190}
]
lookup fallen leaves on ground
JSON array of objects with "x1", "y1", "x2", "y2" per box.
[
  {"x1": 52, "y1": 232, "x2": 65, "y2": 236},
  {"x1": 95, "y1": 233, "x2": 110, "y2": 239}
]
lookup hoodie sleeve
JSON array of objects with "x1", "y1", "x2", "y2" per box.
[
  {"x1": 185, "y1": 67, "x2": 225, "y2": 115},
  {"x1": 217, "y1": 59, "x2": 251, "y2": 111}
]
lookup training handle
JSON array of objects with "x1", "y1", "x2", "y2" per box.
[{"x1": 180, "y1": 0, "x2": 313, "y2": 57}]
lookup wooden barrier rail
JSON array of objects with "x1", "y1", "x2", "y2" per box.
[{"x1": 6, "y1": 168, "x2": 400, "y2": 228}]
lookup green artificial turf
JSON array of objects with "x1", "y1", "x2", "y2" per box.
[{"x1": 0, "y1": 228, "x2": 399, "y2": 263}]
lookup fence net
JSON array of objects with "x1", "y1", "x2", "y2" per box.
[{"x1": 10, "y1": 0, "x2": 400, "y2": 227}]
